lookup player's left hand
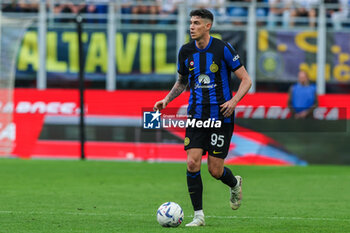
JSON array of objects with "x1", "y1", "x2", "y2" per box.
[{"x1": 220, "y1": 99, "x2": 238, "y2": 117}]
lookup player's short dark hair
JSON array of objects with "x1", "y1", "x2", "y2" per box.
[{"x1": 190, "y1": 9, "x2": 214, "y2": 23}]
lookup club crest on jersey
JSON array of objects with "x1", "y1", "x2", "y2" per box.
[
  {"x1": 190, "y1": 61, "x2": 194, "y2": 66},
  {"x1": 210, "y1": 62, "x2": 218, "y2": 73}
]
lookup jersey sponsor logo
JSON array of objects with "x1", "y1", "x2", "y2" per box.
[
  {"x1": 195, "y1": 74, "x2": 217, "y2": 89},
  {"x1": 233, "y1": 55, "x2": 240, "y2": 62},
  {"x1": 210, "y1": 62, "x2": 219, "y2": 73},
  {"x1": 198, "y1": 74, "x2": 210, "y2": 84},
  {"x1": 189, "y1": 67, "x2": 196, "y2": 71}
]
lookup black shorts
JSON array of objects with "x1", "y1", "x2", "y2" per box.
[{"x1": 184, "y1": 121, "x2": 234, "y2": 159}]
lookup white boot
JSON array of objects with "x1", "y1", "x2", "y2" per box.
[
  {"x1": 185, "y1": 214, "x2": 205, "y2": 227},
  {"x1": 230, "y1": 175, "x2": 242, "y2": 210}
]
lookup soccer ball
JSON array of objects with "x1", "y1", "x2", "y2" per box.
[{"x1": 156, "y1": 202, "x2": 184, "y2": 227}]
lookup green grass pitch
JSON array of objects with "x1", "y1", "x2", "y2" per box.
[{"x1": 0, "y1": 159, "x2": 349, "y2": 233}]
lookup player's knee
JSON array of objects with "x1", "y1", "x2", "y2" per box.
[
  {"x1": 208, "y1": 167, "x2": 222, "y2": 179},
  {"x1": 187, "y1": 159, "x2": 200, "y2": 172}
]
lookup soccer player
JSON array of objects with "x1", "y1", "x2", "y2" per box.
[{"x1": 153, "y1": 9, "x2": 252, "y2": 227}]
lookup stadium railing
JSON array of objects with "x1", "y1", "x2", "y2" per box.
[{"x1": 1, "y1": 0, "x2": 350, "y2": 93}]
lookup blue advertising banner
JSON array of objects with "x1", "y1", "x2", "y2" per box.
[
  {"x1": 257, "y1": 30, "x2": 350, "y2": 83},
  {"x1": 15, "y1": 28, "x2": 350, "y2": 84},
  {"x1": 15, "y1": 28, "x2": 246, "y2": 84}
]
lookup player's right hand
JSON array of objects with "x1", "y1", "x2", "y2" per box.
[{"x1": 153, "y1": 99, "x2": 168, "y2": 111}]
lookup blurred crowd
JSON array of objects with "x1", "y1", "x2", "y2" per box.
[{"x1": 1, "y1": 0, "x2": 349, "y2": 28}]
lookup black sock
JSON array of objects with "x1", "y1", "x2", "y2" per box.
[
  {"x1": 186, "y1": 170, "x2": 203, "y2": 211},
  {"x1": 218, "y1": 167, "x2": 237, "y2": 188}
]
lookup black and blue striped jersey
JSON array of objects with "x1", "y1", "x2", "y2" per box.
[{"x1": 177, "y1": 36, "x2": 243, "y2": 123}]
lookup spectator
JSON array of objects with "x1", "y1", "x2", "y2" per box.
[
  {"x1": 267, "y1": 0, "x2": 292, "y2": 28},
  {"x1": 227, "y1": 0, "x2": 268, "y2": 25},
  {"x1": 325, "y1": 0, "x2": 339, "y2": 17},
  {"x1": 289, "y1": 0, "x2": 319, "y2": 27},
  {"x1": 2, "y1": 0, "x2": 20, "y2": 12},
  {"x1": 329, "y1": 0, "x2": 349, "y2": 29},
  {"x1": 288, "y1": 70, "x2": 318, "y2": 119},
  {"x1": 131, "y1": 0, "x2": 160, "y2": 24},
  {"x1": 120, "y1": 0, "x2": 133, "y2": 24},
  {"x1": 18, "y1": 0, "x2": 39, "y2": 12},
  {"x1": 53, "y1": 1, "x2": 86, "y2": 23},
  {"x1": 159, "y1": 0, "x2": 182, "y2": 24},
  {"x1": 85, "y1": 0, "x2": 108, "y2": 23},
  {"x1": 148, "y1": 0, "x2": 161, "y2": 24},
  {"x1": 189, "y1": 0, "x2": 227, "y2": 25}
]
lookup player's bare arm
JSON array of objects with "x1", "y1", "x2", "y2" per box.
[
  {"x1": 220, "y1": 66, "x2": 252, "y2": 117},
  {"x1": 153, "y1": 74, "x2": 188, "y2": 111}
]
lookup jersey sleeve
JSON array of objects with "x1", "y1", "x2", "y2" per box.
[
  {"x1": 177, "y1": 46, "x2": 189, "y2": 76},
  {"x1": 223, "y1": 42, "x2": 243, "y2": 72}
]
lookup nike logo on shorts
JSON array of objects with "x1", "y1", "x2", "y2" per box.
[{"x1": 213, "y1": 151, "x2": 222, "y2": 154}]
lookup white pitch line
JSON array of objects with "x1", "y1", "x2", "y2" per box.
[
  {"x1": 203, "y1": 215, "x2": 350, "y2": 222},
  {"x1": 0, "y1": 211, "x2": 110, "y2": 216},
  {"x1": 0, "y1": 211, "x2": 349, "y2": 222}
]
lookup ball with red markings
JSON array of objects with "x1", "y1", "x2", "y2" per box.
[{"x1": 156, "y1": 202, "x2": 184, "y2": 227}]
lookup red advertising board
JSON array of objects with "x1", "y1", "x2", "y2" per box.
[{"x1": 1, "y1": 89, "x2": 349, "y2": 163}]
